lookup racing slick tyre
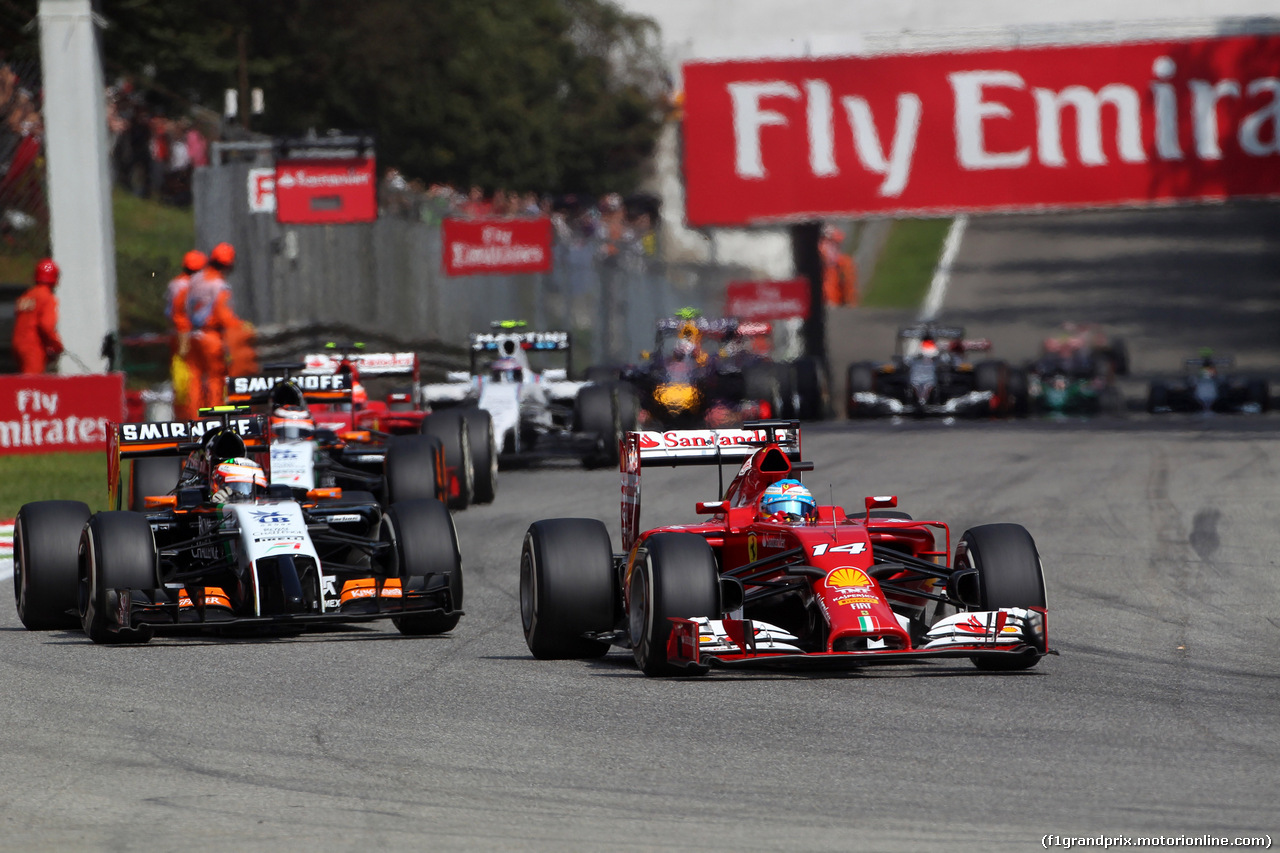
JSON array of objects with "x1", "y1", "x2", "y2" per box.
[
  {"x1": 1107, "y1": 338, "x2": 1130, "y2": 376},
  {"x1": 383, "y1": 433, "x2": 443, "y2": 506},
  {"x1": 520, "y1": 518, "x2": 616, "y2": 659},
  {"x1": 78, "y1": 511, "x2": 158, "y2": 644},
  {"x1": 575, "y1": 384, "x2": 622, "y2": 469},
  {"x1": 955, "y1": 523, "x2": 1046, "y2": 671},
  {"x1": 615, "y1": 382, "x2": 640, "y2": 434},
  {"x1": 845, "y1": 362, "x2": 877, "y2": 419},
  {"x1": 744, "y1": 363, "x2": 784, "y2": 420},
  {"x1": 774, "y1": 362, "x2": 799, "y2": 419},
  {"x1": 463, "y1": 407, "x2": 498, "y2": 505},
  {"x1": 1005, "y1": 368, "x2": 1030, "y2": 417},
  {"x1": 585, "y1": 364, "x2": 623, "y2": 384},
  {"x1": 794, "y1": 356, "x2": 828, "y2": 421},
  {"x1": 424, "y1": 409, "x2": 474, "y2": 510},
  {"x1": 384, "y1": 498, "x2": 464, "y2": 635},
  {"x1": 1099, "y1": 387, "x2": 1127, "y2": 418},
  {"x1": 1147, "y1": 382, "x2": 1170, "y2": 414},
  {"x1": 629, "y1": 532, "x2": 721, "y2": 677},
  {"x1": 129, "y1": 456, "x2": 182, "y2": 512},
  {"x1": 13, "y1": 500, "x2": 91, "y2": 630},
  {"x1": 867, "y1": 510, "x2": 914, "y2": 521},
  {"x1": 1245, "y1": 378, "x2": 1271, "y2": 413},
  {"x1": 974, "y1": 361, "x2": 1012, "y2": 417}
]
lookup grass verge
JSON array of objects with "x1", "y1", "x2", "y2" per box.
[
  {"x1": 859, "y1": 218, "x2": 953, "y2": 309},
  {"x1": 0, "y1": 452, "x2": 110, "y2": 519}
]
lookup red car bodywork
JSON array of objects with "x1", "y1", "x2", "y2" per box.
[{"x1": 618, "y1": 422, "x2": 1050, "y2": 673}]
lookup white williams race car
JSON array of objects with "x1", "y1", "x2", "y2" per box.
[{"x1": 423, "y1": 324, "x2": 637, "y2": 468}]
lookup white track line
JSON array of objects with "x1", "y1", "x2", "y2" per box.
[{"x1": 919, "y1": 214, "x2": 968, "y2": 322}]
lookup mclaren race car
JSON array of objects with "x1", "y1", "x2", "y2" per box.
[
  {"x1": 519, "y1": 420, "x2": 1051, "y2": 676},
  {"x1": 12, "y1": 412, "x2": 463, "y2": 643},
  {"x1": 846, "y1": 323, "x2": 1024, "y2": 418},
  {"x1": 422, "y1": 323, "x2": 636, "y2": 468}
]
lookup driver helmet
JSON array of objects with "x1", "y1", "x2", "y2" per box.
[
  {"x1": 758, "y1": 479, "x2": 818, "y2": 523},
  {"x1": 919, "y1": 338, "x2": 939, "y2": 358},
  {"x1": 210, "y1": 456, "x2": 266, "y2": 503},
  {"x1": 270, "y1": 404, "x2": 315, "y2": 441},
  {"x1": 490, "y1": 357, "x2": 523, "y2": 383},
  {"x1": 673, "y1": 339, "x2": 697, "y2": 360}
]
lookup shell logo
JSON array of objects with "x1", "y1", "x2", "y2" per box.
[{"x1": 826, "y1": 567, "x2": 872, "y2": 589}]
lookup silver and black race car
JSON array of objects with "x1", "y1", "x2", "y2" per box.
[
  {"x1": 846, "y1": 323, "x2": 1024, "y2": 418},
  {"x1": 422, "y1": 323, "x2": 636, "y2": 468},
  {"x1": 1148, "y1": 352, "x2": 1270, "y2": 414}
]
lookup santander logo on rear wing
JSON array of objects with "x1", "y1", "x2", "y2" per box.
[
  {"x1": 631, "y1": 426, "x2": 798, "y2": 465},
  {"x1": 621, "y1": 422, "x2": 801, "y2": 551},
  {"x1": 302, "y1": 352, "x2": 418, "y2": 377}
]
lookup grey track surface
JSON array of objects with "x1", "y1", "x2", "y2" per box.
[{"x1": 5, "y1": 205, "x2": 1280, "y2": 852}]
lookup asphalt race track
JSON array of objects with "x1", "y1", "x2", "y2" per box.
[{"x1": 4, "y1": 205, "x2": 1280, "y2": 852}]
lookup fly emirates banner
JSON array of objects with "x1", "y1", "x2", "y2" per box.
[{"x1": 682, "y1": 35, "x2": 1280, "y2": 225}]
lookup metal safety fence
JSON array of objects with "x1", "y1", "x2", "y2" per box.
[{"x1": 194, "y1": 162, "x2": 751, "y2": 376}]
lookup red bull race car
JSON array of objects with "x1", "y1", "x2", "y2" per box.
[{"x1": 520, "y1": 420, "x2": 1051, "y2": 676}]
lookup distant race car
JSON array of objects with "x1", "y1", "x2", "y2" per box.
[
  {"x1": 611, "y1": 315, "x2": 793, "y2": 428},
  {"x1": 299, "y1": 347, "x2": 494, "y2": 506},
  {"x1": 221, "y1": 366, "x2": 449, "y2": 507},
  {"x1": 519, "y1": 420, "x2": 1052, "y2": 676},
  {"x1": 12, "y1": 412, "x2": 463, "y2": 644},
  {"x1": 422, "y1": 323, "x2": 636, "y2": 468},
  {"x1": 1021, "y1": 323, "x2": 1127, "y2": 417},
  {"x1": 846, "y1": 323, "x2": 1024, "y2": 418},
  {"x1": 1148, "y1": 352, "x2": 1271, "y2": 414}
]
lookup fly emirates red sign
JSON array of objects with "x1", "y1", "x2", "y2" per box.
[
  {"x1": 442, "y1": 218, "x2": 552, "y2": 276},
  {"x1": 682, "y1": 35, "x2": 1280, "y2": 225},
  {"x1": 0, "y1": 374, "x2": 125, "y2": 455}
]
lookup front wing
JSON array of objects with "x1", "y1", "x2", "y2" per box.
[
  {"x1": 665, "y1": 608, "x2": 1050, "y2": 673},
  {"x1": 97, "y1": 584, "x2": 461, "y2": 635}
]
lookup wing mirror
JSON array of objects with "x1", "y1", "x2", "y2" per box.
[{"x1": 695, "y1": 501, "x2": 725, "y2": 515}]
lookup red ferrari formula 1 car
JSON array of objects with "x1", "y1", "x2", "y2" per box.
[{"x1": 519, "y1": 420, "x2": 1051, "y2": 676}]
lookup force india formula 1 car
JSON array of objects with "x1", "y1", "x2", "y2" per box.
[
  {"x1": 422, "y1": 325, "x2": 636, "y2": 468},
  {"x1": 519, "y1": 420, "x2": 1052, "y2": 676},
  {"x1": 846, "y1": 323, "x2": 1024, "y2": 418},
  {"x1": 12, "y1": 413, "x2": 463, "y2": 643},
  {"x1": 224, "y1": 367, "x2": 450, "y2": 507}
]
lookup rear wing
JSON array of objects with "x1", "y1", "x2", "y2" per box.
[
  {"x1": 620, "y1": 421, "x2": 801, "y2": 551},
  {"x1": 1186, "y1": 355, "x2": 1234, "y2": 369},
  {"x1": 469, "y1": 330, "x2": 571, "y2": 373},
  {"x1": 225, "y1": 371, "x2": 352, "y2": 406},
  {"x1": 302, "y1": 351, "x2": 420, "y2": 381},
  {"x1": 107, "y1": 413, "x2": 268, "y2": 509}
]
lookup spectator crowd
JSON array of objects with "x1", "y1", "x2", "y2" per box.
[{"x1": 379, "y1": 169, "x2": 660, "y2": 260}]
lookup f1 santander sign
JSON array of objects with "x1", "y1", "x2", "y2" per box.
[{"x1": 682, "y1": 35, "x2": 1280, "y2": 225}]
